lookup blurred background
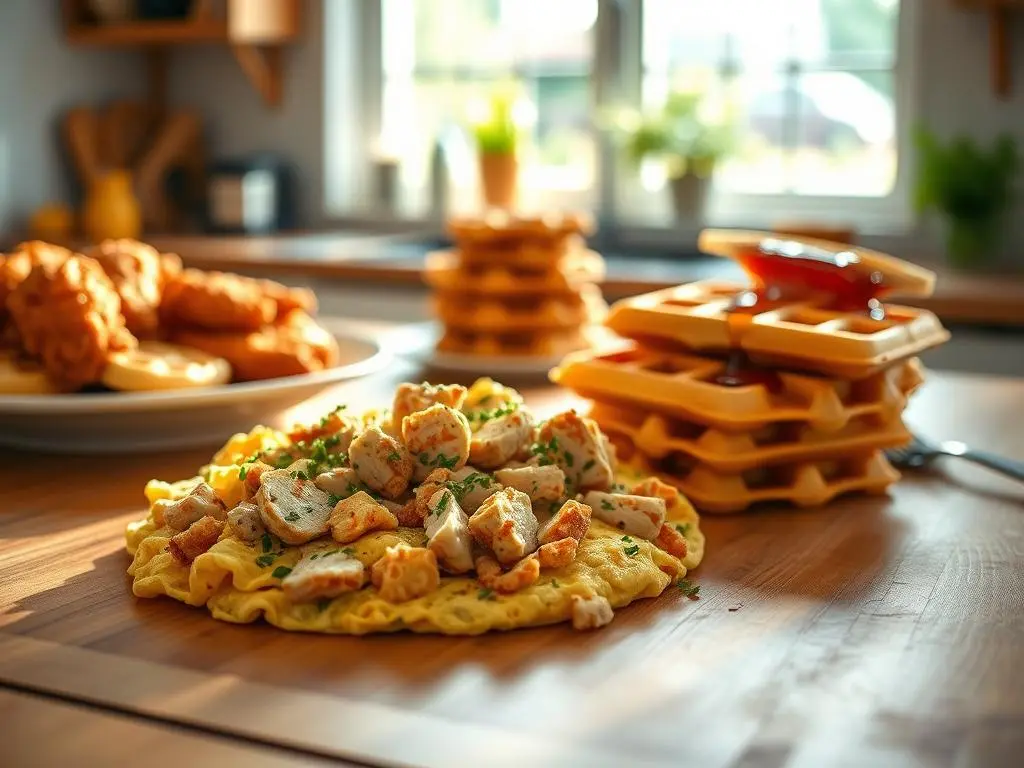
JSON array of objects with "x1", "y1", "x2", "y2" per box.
[{"x1": 0, "y1": 0, "x2": 1022, "y2": 375}]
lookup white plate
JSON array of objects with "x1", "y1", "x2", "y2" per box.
[{"x1": 0, "y1": 328, "x2": 390, "y2": 454}]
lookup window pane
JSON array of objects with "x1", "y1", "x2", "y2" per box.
[{"x1": 381, "y1": 0, "x2": 598, "y2": 214}]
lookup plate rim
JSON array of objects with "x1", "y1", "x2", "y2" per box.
[{"x1": 0, "y1": 329, "x2": 391, "y2": 415}]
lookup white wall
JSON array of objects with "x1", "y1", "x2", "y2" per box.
[
  {"x1": 3, "y1": 1, "x2": 1024, "y2": 249},
  {"x1": 0, "y1": 0, "x2": 141, "y2": 235}
]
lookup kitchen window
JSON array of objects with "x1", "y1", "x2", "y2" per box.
[{"x1": 325, "y1": 0, "x2": 916, "y2": 240}]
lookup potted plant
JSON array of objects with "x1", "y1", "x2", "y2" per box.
[
  {"x1": 468, "y1": 84, "x2": 531, "y2": 210},
  {"x1": 914, "y1": 127, "x2": 1019, "y2": 269},
  {"x1": 613, "y1": 89, "x2": 733, "y2": 221}
]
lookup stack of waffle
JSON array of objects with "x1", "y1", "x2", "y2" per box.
[
  {"x1": 426, "y1": 212, "x2": 607, "y2": 359},
  {"x1": 551, "y1": 231, "x2": 951, "y2": 513}
]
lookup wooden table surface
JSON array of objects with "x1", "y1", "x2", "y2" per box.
[{"x1": 2, "y1": 355, "x2": 1023, "y2": 767}]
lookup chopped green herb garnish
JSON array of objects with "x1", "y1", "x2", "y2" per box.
[
  {"x1": 435, "y1": 491, "x2": 451, "y2": 515},
  {"x1": 387, "y1": 450, "x2": 401, "y2": 462},
  {"x1": 274, "y1": 453, "x2": 294, "y2": 469},
  {"x1": 550, "y1": 579, "x2": 561, "y2": 588},
  {"x1": 271, "y1": 566, "x2": 292, "y2": 579},
  {"x1": 582, "y1": 459, "x2": 596, "y2": 472},
  {"x1": 316, "y1": 598, "x2": 332, "y2": 612},
  {"x1": 468, "y1": 401, "x2": 519, "y2": 423},
  {"x1": 341, "y1": 547, "x2": 356, "y2": 555},
  {"x1": 446, "y1": 472, "x2": 493, "y2": 502},
  {"x1": 419, "y1": 452, "x2": 458, "y2": 470},
  {"x1": 529, "y1": 435, "x2": 560, "y2": 467},
  {"x1": 238, "y1": 466, "x2": 248, "y2": 480},
  {"x1": 255, "y1": 553, "x2": 277, "y2": 568},
  {"x1": 621, "y1": 535, "x2": 633, "y2": 543},
  {"x1": 284, "y1": 510, "x2": 301, "y2": 522},
  {"x1": 563, "y1": 451, "x2": 575, "y2": 468},
  {"x1": 327, "y1": 493, "x2": 343, "y2": 507},
  {"x1": 677, "y1": 580, "x2": 700, "y2": 598},
  {"x1": 477, "y1": 588, "x2": 496, "y2": 601},
  {"x1": 675, "y1": 523, "x2": 691, "y2": 536},
  {"x1": 623, "y1": 543, "x2": 640, "y2": 557},
  {"x1": 261, "y1": 533, "x2": 273, "y2": 553},
  {"x1": 319, "y1": 404, "x2": 347, "y2": 427},
  {"x1": 289, "y1": 469, "x2": 309, "y2": 480},
  {"x1": 600, "y1": 499, "x2": 615, "y2": 511}
]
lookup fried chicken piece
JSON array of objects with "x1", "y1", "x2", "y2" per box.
[
  {"x1": 168, "y1": 516, "x2": 225, "y2": 565},
  {"x1": 86, "y1": 239, "x2": 165, "y2": 337},
  {"x1": 172, "y1": 310, "x2": 339, "y2": 382},
  {"x1": 161, "y1": 268, "x2": 276, "y2": 332},
  {"x1": 0, "y1": 242, "x2": 70, "y2": 320},
  {"x1": 7, "y1": 255, "x2": 135, "y2": 389},
  {"x1": 258, "y1": 278, "x2": 318, "y2": 316}
]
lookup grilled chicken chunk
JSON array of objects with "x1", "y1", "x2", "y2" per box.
[
  {"x1": 468, "y1": 487, "x2": 538, "y2": 565},
  {"x1": 492, "y1": 555, "x2": 541, "y2": 594},
  {"x1": 537, "y1": 499, "x2": 591, "y2": 545},
  {"x1": 348, "y1": 425, "x2": 414, "y2": 499},
  {"x1": 494, "y1": 465, "x2": 565, "y2": 503},
  {"x1": 371, "y1": 544, "x2": 441, "y2": 603},
  {"x1": 445, "y1": 466, "x2": 501, "y2": 512},
  {"x1": 535, "y1": 411, "x2": 614, "y2": 492},
  {"x1": 537, "y1": 537, "x2": 579, "y2": 569},
  {"x1": 571, "y1": 594, "x2": 614, "y2": 631},
  {"x1": 462, "y1": 377, "x2": 523, "y2": 416},
  {"x1": 423, "y1": 489, "x2": 474, "y2": 574},
  {"x1": 402, "y1": 403, "x2": 472, "y2": 481},
  {"x1": 582, "y1": 491, "x2": 665, "y2": 540},
  {"x1": 256, "y1": 469, "x2": 334, "y2": 545},
  {"x1": 282, "y1": 547, "x2": 366, "y2": 603},
  {"x1": 329, "y1": 491, "x2": 399, "y2": 544},
  {"x1": 314, "y1": 467, "x2": 361, "y2": 497},
  {"x1": 162, "y1": 481, "x2": 226, "y2": 530},
  {"x1": 241, "y1": 461, "x2": 273, "y2": 501},
  {"x1": 654, "y1": 523, "x2": 689, "y2": 559},
  {"x1": 392, "y1": 382, "x2": 468, "y2": 430},
  {"x1": 227, "y1": 501, "x2": 265, "y2": 542},
  {"x1": 168, "y1": 516, "x2": 224, "y2": 565},
  {"x1": 468, "y1": 408, "x2": 534, "y2": 469}
]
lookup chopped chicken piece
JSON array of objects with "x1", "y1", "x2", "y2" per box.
[
  {"x1": 474, "y1": 554, "x2": 502, "y2": 584},
  {"x1": 462, "y1": 377, "x2": 523, "y2": 414},
  {"x1": 654, "y1": 523, "x2": 689, "y2": 559},
  {"x1": 423, "y1": 489, "x2": 474, "y2": 574},
  {"x1": 288, "y1": 411, "x2": 358, "y2": 450},
  {"x1": 241, "y1": 461, "x2": 273, "y2": 501},
  {"x1": 535, "y1": 411, "x2": 614, "y2": 492},
  {"x1": 446, "y1": 466, "x2": 501, "y2": 512},
  {"x1": 168, "y1": 516, "x2": 225, "y2": 565},
  {"x1": 468, "y1": 487, "x2": 538, "y2": 565},
  {"x1": 227, "y1": 501, "x2": 265, "y2": 542},
  {"x1": 380, "y1": 498, "x2": 406, "y2": 517},
  {"x1": 256, "y1": 468, "x2": 334, "y2": 545},
  {"x1": 314, "y1": 467, "x2": 361, "y2": 497},
  {"x1": 282, "y1": 548, "x2": 366, "y2": 603},
  {"x1": 392, "y1": 382, "x2": 468, "y2": 429},
  {"x1": 494, "y1": 465, "x2": 565, "y2": 503},
  {"x1": 537, "y1": 499, "x2": 592, "y2": 545},
  {"x1": 582, "y1": 491, "x2": 665, "y2": 540},
  {"x1": 371, "y1": 544, "x2": 441, "y2": 603},
  {"x1": 492, "y1": 555, "x2": 540, "y2": 594},
  {"x1": 537, "y1": 537, "x2": 579, "y2": 569},
  {"x1": 601, "y1": 435, "x2": 619, "y2": 475},
  {"x1": 163, "y1": 481, "x2": 226, "y2": 530},
  {"x1": 348, "y1": 425, "x2": 414, "y2": 499},
  {"x1": 402, "y1": 403, "x2": 472, "y2": 481},
  {"x1": 329, "y1": 491, "x2": 399, "y2": 544},
  {"x1": 631, "y1": 477, "x2": 683, "y2": 508},
  {"x1": 468, "y1": 408, "x2": 534, "y2": 469},
  {"x1": 571, "y1": 594, "x2": 614, "y2": 631}
]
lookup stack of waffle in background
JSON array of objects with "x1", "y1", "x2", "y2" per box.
[
  {"x1": 551, "y1": 231, "x2": 951, "y2": 513},
  {"x1": 426, "y1": 212, "x2": 607, "y2": 360}
]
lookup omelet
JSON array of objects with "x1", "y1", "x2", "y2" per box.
[{"x1": 126, "y1": 378, "x2": 705, "y2": 635}]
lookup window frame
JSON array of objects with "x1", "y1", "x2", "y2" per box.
[{"x1": 324, "y1": 0, "x2": 922, "y2": 248}]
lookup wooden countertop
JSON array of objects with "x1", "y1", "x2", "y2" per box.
[
  {"x1": 139, "y1": 233, "x2": 1024, "y2": 327},
  {"x1": 2, "y1": 347, "x2": 1024, "y2": 766}
]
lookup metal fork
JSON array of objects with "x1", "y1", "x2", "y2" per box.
[{"x1": 887, "y1": 432, "x2": 1024, "y2": 483}]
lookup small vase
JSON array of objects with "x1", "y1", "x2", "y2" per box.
[
  {"x1": 82, "y1": 170, "x2": 143, "y2": 243},
  {"x1": 945, "y1": 217, "x2": 999, "y2": 270},
  {"x1": 669, "y1": 173, "x2": 710, "y2": 222},
  {"x1": 479, "y1": 152, "x2": 518, "y2": 210}
]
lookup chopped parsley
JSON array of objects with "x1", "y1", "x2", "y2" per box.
[
  {"x1": 239, "y1": 466, "x2": 248, "y2": 480},
  {"x1": 255, "y1": 553, "x2": 277, "y2": 568},
  {"x1": 284, "y1": 510, "x2": 301, "y2": 522},
  {"x1": 272, "y1": 452, "x2": 294, "y2": 469},
  {"x1": 319, "y1": 404, "x2": 347, "y2": 427},
  {"x1": 600, "y1": 499, "x2": 615, "y2": 511},
  {"x1": 290, "y1": 469, "x2": 310, "y2": 480},
  {"x1": 563, "y1": 451, "x2": 575, "y2": 468},
  {"x1": 623, "y1": 543, "x2": 640, "y2": 557},
  {"x1": 621, "y1": 535, "x2": 633, "y2": 542},
  {"x1": 327, "y1": 493, "x2": 343, "y2": 507},
  {"x1": 677, "y1": 580, "x2": 700, "y2": 598},
  {"x1": 446, "y1": 472, "x2": 493, "y2": 502},
  {"x1": 529, "y1": 435, "x2": 560, "y2": 467},
  {"x1": 316, "y1": 598, "x2": 332, "y2": 612},
  {"x1": 271, "y1": 566, "x2": 292, "y2": 579},
  {"x1": 674, "y1": 523, "x2": 691, "y2": 536},
  {"x1": 582, "y1": 458, "x2": 596, "y2": 472},
  {"x1": 419, "y1": 452, "x2": 459, "y2": 470},
  {"x1": 467, "y1": 401, "x2": 519, "y2": 424},
  {"x1": 261, "y1": 533, "x2": 273, "y2": 553},
  {"x1": 550, "y1": 579, "x2": 561, "y2": 588},
  {"x1": 434, "y1": 491, "x2": 451, "y2": 516},
  {"x1": 477, "y1": 588, "x2": 496, "y2": 601},
  {"x1": 341, "y1": 547, "x2": 356, "y2": 555},
  {"x1": 387, "y1": 450, "x2": 402, "y2": 462}
]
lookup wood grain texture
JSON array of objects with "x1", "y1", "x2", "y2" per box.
[{"x1": 2, "y1": 368, "x2": 1023, "y2": 767}]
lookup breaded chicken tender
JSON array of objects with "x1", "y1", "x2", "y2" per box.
[
  {"x1": 87, "y1": 238, "x2": 166, "y2": 337},
  {"x1": 7, "y1": 254, "x2": 135, "y2": 389},
  {"x1": 0, "y1": 241, "x2": 71, "y2": 320},
  {"x1": 161, "y1": 268, "x2": 276, "y2": 332}
]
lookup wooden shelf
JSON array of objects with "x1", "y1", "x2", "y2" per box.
[
  {"x1": 953, "y1": 0, "x2": 1024, "y2": 98},
  {"x1": 65, "y1": 19, "x2": 229, "y2": 47}
]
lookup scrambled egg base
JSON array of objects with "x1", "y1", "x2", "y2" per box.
[{"x1": 126, "y1": 415, "x2": 705, "y2": 636}]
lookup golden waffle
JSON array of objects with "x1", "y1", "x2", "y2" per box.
[
  {"x1": 588, "y1": 399, "x2": 911, "y2": 474},
  {"x1": 699, "y1": 228, "x2": 937, "y2": 299},
  {"x1": 448, "y1": 211, "x2": 594, "y2": 243},
  {"x1": 437, "y1": 327, "x2": 590, "y2": 358},
  {"x1": 634, "y1": 449, "x2": 900, "y2": 513},
  {"x1": 425, "y1": 249, "x2": 605, "y2": 296},
  {"x1": 433, "y1": 289, "x2": 602, "y2": 333},
  {"x1": 604, "y1": 280, "x2": 949, "y2": 379},
  {"x1": 550, "y1": 342, "x2": 924, "y2": 432}
]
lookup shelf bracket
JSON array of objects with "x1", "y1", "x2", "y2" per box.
[{"x1": 230, "y1": 44, "x2": 283, "y2": 108}]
